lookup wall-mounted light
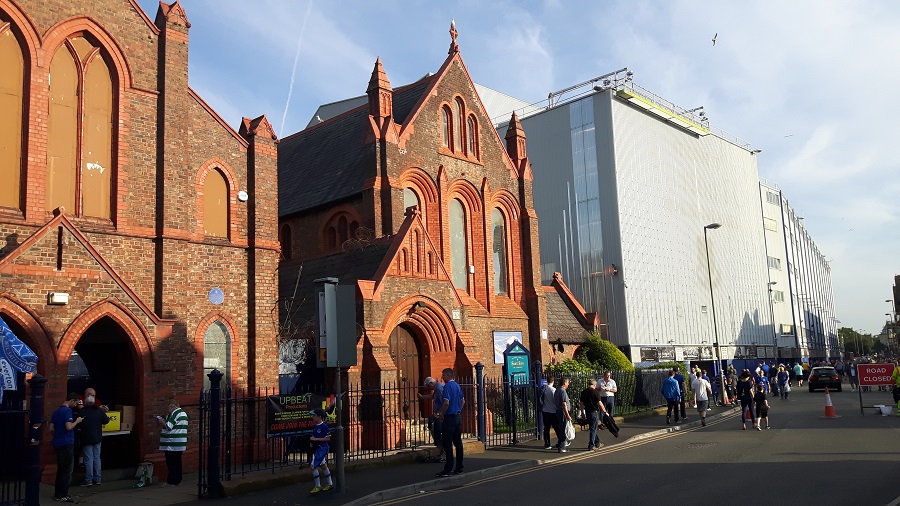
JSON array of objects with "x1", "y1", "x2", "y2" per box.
[
  {"x1": 237, "y1": 190, "x2": 249, "y2": 202},
  {"x1": 468, "y1": 265, "x2": 475, "y2": 274},
  {"x1": 48, "y1": 292, "x2": 69, "y2": 305}
]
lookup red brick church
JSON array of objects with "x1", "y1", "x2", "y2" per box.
[
  {"x1": 277, "y1": 23, "x2": 596, "y2": 388},
  {"x1": 0, "y1": 0, "x2": 279, "y2": 477}
]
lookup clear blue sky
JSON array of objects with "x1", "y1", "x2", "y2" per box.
[{"x1": 137, "y1": 0, "x2": 900, "y2": 335}]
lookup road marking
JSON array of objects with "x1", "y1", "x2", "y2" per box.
[
  {"x1": 376, "y1": 412, "x2": 739, "y2": 505},
  {"x1": 887, "y1": 495, "x2": 900, "y2": 506}
]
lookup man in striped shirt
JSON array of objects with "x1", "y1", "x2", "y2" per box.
[{"x1": 156, "y1": 399, "x2": 188, "y2": 486}]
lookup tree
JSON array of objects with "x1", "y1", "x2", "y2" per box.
[
  {"x1": 839, "y1": 327, "x2": 875, "y2": 355},
  {"x1": 574, "y1": 332, "x2": 634, "y2": 371}
]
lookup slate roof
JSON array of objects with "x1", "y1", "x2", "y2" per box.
[
  {"x1": 544, "y1": 289, "x2": 592, "y2": 345},
  {"x1": 278, "y1": 76, "x2": 435, "y2": 218},
  {"x1": 278, "y1": 240, "x2": 393, "y2": 323}
]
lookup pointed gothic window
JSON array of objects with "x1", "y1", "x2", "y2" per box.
[
  {"x1": 203, "y1": 320, "x2": 231, "y2": 390},
  {"x1": 280, "y1": 224, "x2": 292, "y2": 260},
  {"x1": 467, "y1": 115, "x2": 479, "y2": 159},
  {"x1": 454, "y1": 98, "x2": 464, "y2": 153},
  {"x1": 0, "y1": 23, "x2": 24, "y2": 210},
  {"x1": 449, "y1": 198, "x2": 468, "y2": 291},
  {"x1": 203, "y1": 168, "x2": 228, "y2": 237},
  {"x1": 440, "y1": 106, "x2": 451, "y2": 147},
  {"x1": 492, "y1": 208, "x2": 508, "y2": 296},
  {"x1": 47, "y1": 36, "x2": 114, "y2": 218}
]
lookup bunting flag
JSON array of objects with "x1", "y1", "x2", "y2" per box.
[{"x1": 0, "y1": 315, "x2": 38, "y2": 402}]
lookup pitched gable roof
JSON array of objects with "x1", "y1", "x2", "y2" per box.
[
  {"x1": 278, "y1": 77, "x2": 434, "y2": 217},
  {"x1": 542, "y1": 272, "x2": 598, "y2": 344},
  {"x1": 0, "y1": 212, "x2": 173, "y2": 327}
]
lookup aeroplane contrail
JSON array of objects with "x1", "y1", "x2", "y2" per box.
[{"x1": 280, "y1": 1, "x2": 313, "y2": 137}]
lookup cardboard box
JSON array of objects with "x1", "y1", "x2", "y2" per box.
[
  {"x1": 103, "y1": 411, "x2": 121, "y2": 432},
  {"x1": 118, "y1": 405, "x2": 136, "y2": 426}
]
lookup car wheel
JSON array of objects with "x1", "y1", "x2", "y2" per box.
[
  {"x1": 809, "y1": 386, "x2": 814, "y2": 392},
  {"x1": 837, "y1": 386, "x2": 842, "y2": 392}
]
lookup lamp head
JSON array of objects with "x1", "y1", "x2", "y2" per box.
[{"x1": 705, "y1": 223, "x2": 721, "y2": 230}]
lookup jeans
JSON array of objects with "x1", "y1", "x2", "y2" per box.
[
  {"x1": 541, "y1": 411, "x2": 557, "y2": 447},
  {"x1": 55, "y1": 445, "x2": 74, "y2": 499},
  {"x1": 740, "y1": 398, "x2": 756, "y2": 425},
  {"x1": 666, "y1": 399, "x2": 679, "y2": 422},
  {"x1": 164, "y1": 451, "x2": 183, "y2": 485},
  {"x1": 441, "y1": 414, "x2": 463, "y2": 474},
  {"x1": 601, "y1": 396, "x2": 615, "y2": 417},
  {"x1": 587, "y1": 411, "x2": 600, "y2": 448},
  {"x1": 83, "y1": 443, "x2": 102, "y2": 484},
  {"x1": 556, "y1": 409, "x2": 569, "y2": 449}
]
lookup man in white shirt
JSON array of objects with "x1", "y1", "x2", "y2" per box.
[
  {"x1": 597, "y1": 370, "x2": 617, "y2": 419},
  {"x1": 691, "y1": 371, "x2": 713, "y2": 427}
]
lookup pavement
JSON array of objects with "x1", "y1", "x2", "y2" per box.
[{"x1": 41, "y1": 403, "x2": 740, "y2": 505}]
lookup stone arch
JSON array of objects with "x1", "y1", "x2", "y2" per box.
[
  {"x1": 0, "y1": 0, "x2": 42, "y2": 64},
  {"x1": 381, "y1": 295, "x2": 456, "y2": 356},
  {"x1": 193, "y1": 311, "x2": 241, "y2": 390},
  {"x1": 41, "y1": 16, "x2": 133, "y2": 89},
  {"x1": 57, "y1": 298, "x2": 153, "y2": 371},
  {"x1": 0, "y1": 293, "x2": 54, "y2": 375},
  {"x1": 487, "y1": 188, "x2": 522, "y2": 300}
]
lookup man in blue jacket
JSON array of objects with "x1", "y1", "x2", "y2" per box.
[
  {"x1": 661, "y1": 370, "x2": 681, "y2": 425},
  {"x1": 672, "y1": 367, "x2": 687, "y2": 421}
]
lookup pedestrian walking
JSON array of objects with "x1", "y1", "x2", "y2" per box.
[
  {"x1": 579, "y1": 379, "x2": 605, "y2": 450},
  {"x1": 737, "y1": 370, "x2": 756, "y2": 430},
  {"x1": 436, "y1": 368, "x2": 465, "y2": 477},
  {"x1": 156, "y1": 399, "x2": 188, "y2": 486},
  {"x1": 540, "y1": 377, "x2": 558, "y2": 450},
  {"x1": 554, "y1": 378, "x2": 572, "y2": 453},
  {"x1": 891, "y1": 361, "x2": 900, "y2": 415},
  {"x1": 754, "y1": 386, "x2": 770, "y2": 430},
  {"x1": 793, "y1": 363, "x2": 804, "y2": 387},
  {"x1": 673, "y1": 367, "x2": 688, "y2": 421},
  {"x1": 691, "y1": 371, "x2": 712, "y2": 426},
  {"x1": 308, "y1": 408, "x2": 334, "y2": 494},
  {"x1": 849, "y1": 362, "x2": 858, "y2": 391},
  {"x1": 418, "y1": 377, "x2": 445, "y2": 462},
  {"x1": 661, "y1": 370, "x2": 681, "y2": 425},
  {"x1": 597, "y1": 370, "x2": 617, "y2": 419},
  {"x1": 777, "y1": 366, "x2": 790, "y2": 400},
  {"x1": 79, "y1": 395, "x2": 109, "y2": 487},
  {"x1": 51, "y1": 392, "x2": 83, "y2": 503},
  {"x1": 755, "y1": 369, "x2": 770, "y2": 394}
]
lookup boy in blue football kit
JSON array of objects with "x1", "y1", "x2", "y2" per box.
[{"x1": 308, "y1": 408, "x2": 333, "y2": 494}]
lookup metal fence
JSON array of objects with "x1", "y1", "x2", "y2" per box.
[
  {"x1": 196, "y1": 366, "x2": 672, "y2": 498},
  {"x1": 0, "y1": 377, "x2": 26, "y2": 506}
]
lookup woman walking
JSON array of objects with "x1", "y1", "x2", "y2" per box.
[
  {"x1": 777, "y1": 365, "x2": 790, "y2": 400},
  {"x1": 736, "y1": 370, "x2": 756, "y2": 430}
]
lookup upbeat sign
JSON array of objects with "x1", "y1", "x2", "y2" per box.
[
  {"x1": 266, "y1": 393, "x2": 335, "y2": 438},
  {"x1": 857, "y1": 363, "x2": 896, "y2": 386}
]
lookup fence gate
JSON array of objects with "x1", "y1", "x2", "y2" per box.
[
  {"x1": 482, "y1": 375, "x2": 539, "y2": 448},
  {"x1": 0, "y1": 375, "x2": 27, "y2": 506}
]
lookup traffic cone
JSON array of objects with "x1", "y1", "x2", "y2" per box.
[{"x1": 820, "y1": 387, "x2": 841, "y2": 418}]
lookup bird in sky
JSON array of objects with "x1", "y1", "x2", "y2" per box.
[{"x1": 712, "y1": 33, "x2": 717, "y2": 46}]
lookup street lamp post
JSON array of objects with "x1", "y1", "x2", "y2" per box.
[
  {"x1": 768, "y1": 281, "x2": 778, "y2": 359},
  {"x1": 703, "y1": 223, "x2": 726, "y2": 406}
]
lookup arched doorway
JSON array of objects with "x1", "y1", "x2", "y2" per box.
[
  {"x1": 388, "y1": 324, "x2": 422, "y2": 419},
  {"x1": 69, "y1": 315, "x2": 141, "y2": 469},
  {"x1": 0, "y1": 314, "x2": 30, "y2": 487}
]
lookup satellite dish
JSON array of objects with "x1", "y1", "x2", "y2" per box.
[{"x1": 208, "y1": 287, "x2": 225, "y2": 305}]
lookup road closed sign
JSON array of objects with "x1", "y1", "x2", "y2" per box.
[{"x1": 857, "y1": 363, "x2": 896, "y2": 386}]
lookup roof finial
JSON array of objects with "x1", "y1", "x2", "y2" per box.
[{"x1": 449, "y1": 18, "x2": 459, "y2": 55}]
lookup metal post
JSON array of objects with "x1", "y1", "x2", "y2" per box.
[
  {"x1": 334, "y1": 362, "x2": 345, "y2": 493},
  {"x1": 704, "y1": 224, "x2": 726, "y2": 406},
  {"x1": 533, "y1": 361, "x2": 543, "y2": 437},
  {"x1": 207, "y1": 369, "x2": 224, "y2": 498},
  {"x1": 475, "y1": 362, "x2": 485, "y2": 445},
  {"x1": 25, "y1": 374, "x2": 46, "y2": 506}
]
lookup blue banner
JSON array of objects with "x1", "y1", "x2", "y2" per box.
[{"x1": 0, "y1": 315, "x2": 38, "y2": 398}]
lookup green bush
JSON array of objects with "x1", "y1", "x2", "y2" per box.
[
  {"x1": 544, "y1": 358, "x2": 593, "y2": 376},
  {"x1": 574, "y1": 333, "x2": 634, "y2": 371}
]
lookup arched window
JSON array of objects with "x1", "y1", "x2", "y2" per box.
[
  {"x1": 454, "y1": 98, "x2": 464, "y2": 153},
  {"x1": 440, "y1": 106, "x2": 451, "y2": 147},
  {"x1": 326, "y1": 227, "x2": 337, "y2": 249},
  {"x1": 203, "y1": 320, "x2": 231, "y2": 390},
  {"x1": 47, "y1": 36, "x2": 114, "y2": 218},
  {"x1": 467, "y1": 115, "x2": 478, "y2": 159},
  {"x1": 338, "y1": 215, "x2": 348, "y2": 242},
  {"x1": 403, "y1": 187, "x2": 419, "y2": 211},
  {"x1": 492, "y1": 208, "x2": 508, "y2": 296},
  {"x1": 203, "y1": 169, "x2": 228, "y2": 237},
  {"x1": 280, "y1": 224, "x2": 292, "y2": 260},
  {"x1": 0, "y1": 23, "x2": 24, "y2": 210},
  {"x1": 349, "y1": 220, "x2": 359, "y2": 240},
  {"x1": 449, "y1": 198, "x2": 468, "y2": 291}
]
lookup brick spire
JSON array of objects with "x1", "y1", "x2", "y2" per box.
[
  {"x1": 367, "y1": 57, "x2": 393, "y2": 120},
  {"x1": 505, "y1": 112, "x2": 526, "y2": 162},
  {"x1": 448, "y1": 19, "x2": 459, "y2": 55}
]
